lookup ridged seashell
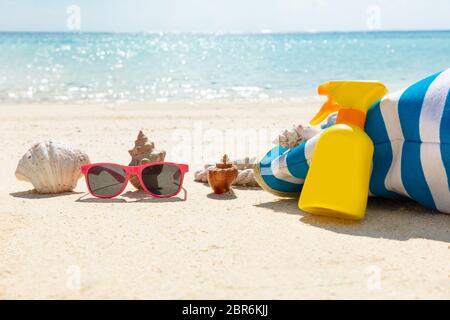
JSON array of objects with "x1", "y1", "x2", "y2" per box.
[
  {"x1": 128, "y1": 130, "x2": 166, "y2": 189},
  {"x1": 15, "y1": 140, "x2": 90, "y2": 194}
]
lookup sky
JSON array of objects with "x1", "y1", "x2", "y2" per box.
[{"x1": 0, "y1": 0, "x2": 450, "y2": 33}]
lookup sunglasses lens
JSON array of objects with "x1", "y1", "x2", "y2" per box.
[
  {"x1": 87, "y1": 165, "x2": 127, "y2": 197},
  {"x1": 141, "y1": 164, "x2": 182, "y2": 196}
]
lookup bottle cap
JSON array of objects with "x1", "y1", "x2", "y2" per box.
[{"x1": 310, "y1": 81, "x2": 388, "y2": 127}]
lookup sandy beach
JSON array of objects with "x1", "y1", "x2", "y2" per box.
[{"x1": 0, "y1": 101, "x2": 449, "y2": 299}]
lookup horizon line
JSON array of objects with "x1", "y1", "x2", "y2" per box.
[{"x1": 0, "y1": 29, "x2": 449, "y2": 35}]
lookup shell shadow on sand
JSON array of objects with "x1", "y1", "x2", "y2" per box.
[
  {"x1": 198, "y1": 181, "x2": 258, "y2": 199},
  {"x1": 206, "y1": 190, "x2": 238, "y2": 200},
  {"x1": 10, "y1": 190, "x2": 84, "y2": 199},
  {"x1": 255, "y1": 197, "x2": 450, "y2": 243}
]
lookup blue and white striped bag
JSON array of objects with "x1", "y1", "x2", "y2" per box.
[{"x1": 254, "y1": 69, "x2": 450, "y2": 213}]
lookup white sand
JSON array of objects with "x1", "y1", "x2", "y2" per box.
[{"x1": 0, "y1": 102, "x2": 449, "y2": 299}]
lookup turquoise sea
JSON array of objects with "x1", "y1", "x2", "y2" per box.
[{"x1": 0, "y1": 31, "x2": 449, "y2": 104}]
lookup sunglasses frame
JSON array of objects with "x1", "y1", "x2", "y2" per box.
[{"x1": 80, "y1": 162, "x2": 189, "y2": 199}]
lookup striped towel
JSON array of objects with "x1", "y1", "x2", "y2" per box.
[{"x1": 254, "y1": 69, "x2": 450, "y2": 213}]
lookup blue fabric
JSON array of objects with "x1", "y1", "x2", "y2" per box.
[
  {"x1": 440, "y1": 90, "x2": 450, "y2": 190},
  {"x1": 365, "y1": 100, "x2": 399, "y2": 198},
  {"x1": 285, "y1": 142, "x2": 309, "y2": 179},
  {"x1": 398, "y1": 74, "x2": 439, "y2": 209},
  {"x1": 259, "y1": 146, "x2": 301, "y2": 193}
]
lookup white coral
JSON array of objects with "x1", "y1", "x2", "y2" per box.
[{"x1": 273, "y1": 124, "x2": 318, "y2": 149}]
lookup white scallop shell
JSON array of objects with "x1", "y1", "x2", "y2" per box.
[{"x1": 15, "y1": 140, "x2": 90, "y2": 194}]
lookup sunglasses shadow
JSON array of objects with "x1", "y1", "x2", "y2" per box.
[{"x1": 75, "y1": 188, "x2": 188, "y2": 203}]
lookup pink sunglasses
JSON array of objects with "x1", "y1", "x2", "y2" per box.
[{"x1": 80, "y1": 162, "x2": 189, "y2": 199}]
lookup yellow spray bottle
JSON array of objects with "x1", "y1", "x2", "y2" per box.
[{"x1": 298, "y1": 81, "x2": 388, "y2": 220}]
